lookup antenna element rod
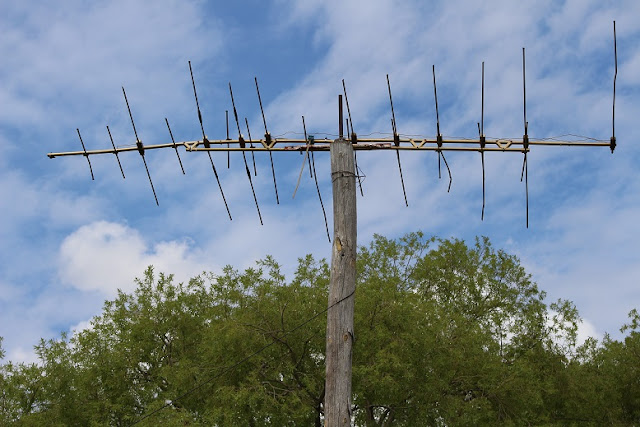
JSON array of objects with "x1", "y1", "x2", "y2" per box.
[
  {"x1": 106, "y1": 126, "x2": 126, "y2": 179},
  {"x1": 76, "y1": 129, "x2": 94, "y2": 180},
  {"x1": 165, "y1": 118, "x2": 185, "y2": 175},
  {"x1": 611, "y1": 20, "x2": 617, "y2": 153}
]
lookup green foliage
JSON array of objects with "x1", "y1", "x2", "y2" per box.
[{"x1": 0, "y1": 233, "x2": 638, "y2": 425}]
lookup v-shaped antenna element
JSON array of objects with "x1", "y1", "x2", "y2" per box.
[
  {"x1": 123, "y1": 87, "x2": 158, "y2": 206},
  {"x1": 386, "y1": 74, "x2": 408, "y2": 207},
  {"x1": 432, "y1": 65, "x2": 452, "y2": 192},
  {"x1": 76, "y1": 129, "x2": 94, "y2": 180},
  {"x1": 255, "y1": 77, "x2": 280, "y2": 204},
  {"x1": 165, "y1": 118, "x2": 185, "y2": 175},
  {"x1": 188, "y1": 61, "x2": 232, "y2": 220},
  {"x1": 342, "y1": 79, "x2": 364, "y2": 197},
  {"x1": 521, "y1": 48, "x2": 529, "y2": 228},
  {"x1": 478, "y1": 62, "x2": 486, "y2": 220},
  {"x1": 611, "y1": 20, "x2": 617, "y2": 153},
  {"x1": 106, "y1": 126, "x2": 126, "y2": 179},
  {"x1": 229, "y1": 82, "x2": 263, "y2": 225}
]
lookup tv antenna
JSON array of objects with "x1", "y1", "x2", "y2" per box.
[{"x1": 47, "y1": 21, "x2": 618, "y2": 426}]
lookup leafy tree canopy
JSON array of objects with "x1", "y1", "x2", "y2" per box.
[{"x1": 1, "y1": 232, "x2": 638, "y2": 425}]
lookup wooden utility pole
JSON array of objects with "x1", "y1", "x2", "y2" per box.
[{"x1": 324, "y1": 95, "x2": 357, "y2": 426}]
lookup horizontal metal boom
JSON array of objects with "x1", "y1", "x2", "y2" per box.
[{"x1": 47, "y1": 137, "x2": 610, "y2": 158}]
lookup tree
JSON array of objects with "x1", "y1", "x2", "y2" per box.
[{"x1": 0, "y1": 232, "x2": 637, "y2": 425}]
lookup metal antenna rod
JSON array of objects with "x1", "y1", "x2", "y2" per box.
[
  {"x1": 122, "y1": 87, "x2": 140, "y2": 142},
  {"x1": 339, "y1": 94, "x2": 344, "y2": 138},
  {"x1": 188, "y1": 61, "x2": 232, "y2": 220},
  {"x1": 188, "y1": 62, "x2": 206, "y2": 142},
  {"x1": 433, "y1": 65, "x2": 442, "y2": 179},
  {"x1": 245, "y1": 117, "x2": 257, "y2": 177},
  {"x1": 225, "y1": 110, "x2": 230, "y2": 168},
  {"x1": 122, "y1": 87, "x2": 158, "y2": 205},
  {"x1": 342, "y1": 80, "x2": 354, "y2": 133},
  {"x1": 386, "y1": 74, "x2": 408, "y2": 207},
  {"x1": 481, "y1": 62, "x2": 485, "y2": 138},
  {"x1": 521, "y1": 48, "x2": 529, "y2": 228},
  {"x1": 229, "y1": 83, "x2": 243, "y2": 138},
  {"x1": 76, "y1": 129, "x2": 94, "y2": 180},
  {"x1": 244, "y1": 117, "x2": 263, "y2": 225},
  {"x1": 304, "y1": 115, "x2": 330, "y2": 242},
  {"x1": 140, "y1": 154, "x2": 159, "y2": 206},
  {"x1": 611, "y1": 20, "x2": 617, "y2": 153},
  {"x1": 432, "y1": 66, "x2": 452, "y2": 192},
  {"x1": 523, "y1": 51, "x2": 527, "y2": 137},
  {"x1": 255, "y1": 77, "x2": 269, "y2": 136},
  {"x1": 165, "y1": 118, "x2": 185, "y2": 175},
  {"x1": 106, "y1": 125, "x2": 126, "y2": 179},
  {"x1": 479, "y1": 61, "x2": 486, "y2": 220},
  {"x1": 342, "y1": 79, "x2": 364, "y2": 197},
  {"x1": 229, "y1": 83, "x2": 256, "y2": 176},
  {"x1": 255, "y1": 77, "x2": 280, "y2": 203},
  {"x1": 480, "y1": 130, "x2": 486, "y2": 220}
]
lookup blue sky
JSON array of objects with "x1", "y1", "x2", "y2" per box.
[{"x1": 1, "y1": 0, "x2": 638, "y2": 363}]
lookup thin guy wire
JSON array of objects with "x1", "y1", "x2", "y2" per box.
[{"x1": 292, "y1": 139, "x2": 312, "y2": 199}]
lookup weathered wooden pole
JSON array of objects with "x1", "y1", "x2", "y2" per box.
[{"x1": 325, "y1": 95, "x2": 357, "y2": 426}]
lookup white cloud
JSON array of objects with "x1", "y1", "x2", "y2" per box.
[{"x1": 59, "y1": 221, "x2": 209, "y2": 296}]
